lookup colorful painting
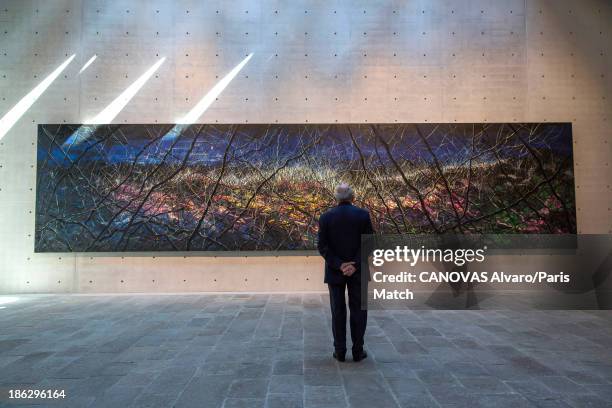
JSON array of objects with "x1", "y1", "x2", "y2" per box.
[{"x1": 35, "y1": 123, "x2": 576, "y2": 252}]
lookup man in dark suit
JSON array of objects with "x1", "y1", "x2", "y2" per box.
[{"x1": 317, "y1": 183, "x2": 374, "y2": 362}]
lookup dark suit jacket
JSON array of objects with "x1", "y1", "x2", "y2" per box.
[{"x1": 317, "y1": 202, "x2": 374, "y2": 284}]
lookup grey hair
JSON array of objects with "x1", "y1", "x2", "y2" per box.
[{"x1": 334, "y1": 183, "x2": 354, "y2": 202}]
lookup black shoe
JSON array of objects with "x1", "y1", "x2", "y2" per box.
[
  {"x1": 352, "y1": 349, "x2": 367, "y2": 362},
  {"x1": 333, "y1": 351, "x2": 346, "y2": 362}
]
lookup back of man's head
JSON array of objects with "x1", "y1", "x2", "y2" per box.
[{"x1": 334, "y1": 183, "x2": 354, "y2": 203}]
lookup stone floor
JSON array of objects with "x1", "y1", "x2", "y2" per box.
[{"x1": 0, "y1": 294, "x2": 611, "y2": 408}]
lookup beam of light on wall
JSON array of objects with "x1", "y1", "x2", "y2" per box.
[
  {"x1": 63, "y1": 58, "x2": 167, "y2": 149},
  {"x1": 0, "y1": 296, "x2": 19, "y2": 305},
  {"x1": 78, "y1": 55, "x2": 97, "y2": 74},
  {"x1": 156, "y1": 53, "x2": 254, "y2": 144},
  {"x1": 85, "y1": 57, "x2": 166, "y2": 125},
  {"x1": 0, "y1": 54, "x2": 75, "y2": 141},
  {"x1": 176, "y1": 53, "x2": 253, "y2": 124}
]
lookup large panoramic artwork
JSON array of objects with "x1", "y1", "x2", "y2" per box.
[{"x1": 35, "y1": 123, "x2": 576, "y2": 252}]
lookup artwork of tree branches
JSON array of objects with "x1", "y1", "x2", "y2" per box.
[{"x1": 35, "y1": 123, "x2": 575, "y2": 252}]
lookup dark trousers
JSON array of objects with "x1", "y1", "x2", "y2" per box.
[{"x1": 328, "y1": 278, "x2": 367, "y2": 353}]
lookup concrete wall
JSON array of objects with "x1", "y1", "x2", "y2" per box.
[{"x1": 1, "y1": 0, "x2": 610, "y2": 294}]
